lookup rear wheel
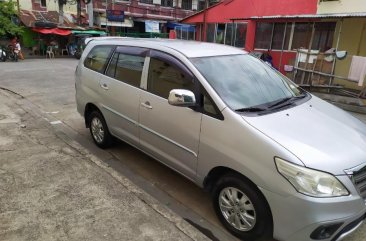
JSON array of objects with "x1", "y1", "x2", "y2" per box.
[
  {"x1": 88, "y1": 111, "x2": 113, "y2": 148},
  {"x1": 212, "y1": 174, "x2": 273, "y2": 241}
]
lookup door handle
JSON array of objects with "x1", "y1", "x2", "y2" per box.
[
  {"x1": 99, "y1": 82, "x2": 109, "y2": 90},
  {"x1": 141, "y1": 101, "x2": 152, "y2": 109}
]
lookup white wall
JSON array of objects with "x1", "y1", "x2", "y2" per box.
[
  {"x1": 19, "y1": 0, "x2": 77, "y2": 13},
  {"x1": 318, "y1": 0, "x2": 366, "y2": 14},
  {"x1": 18, "y1": 0, "x2": 32, "y2": 10}
]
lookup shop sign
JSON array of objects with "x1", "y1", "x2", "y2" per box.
[
  {"x1": 145, "y1": 20, "x2": 160, "y2": 33},
  {"x1": 106, "y1": 10, "x2": 125, "y2": 22}
]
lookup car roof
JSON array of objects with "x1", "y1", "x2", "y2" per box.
[{"x1": 88, "y1": 37, "x2": 248, "y2": 58}]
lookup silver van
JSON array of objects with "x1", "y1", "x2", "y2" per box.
[{"x1": 75, "y1": 38, "x2": 366, "y2": 241}]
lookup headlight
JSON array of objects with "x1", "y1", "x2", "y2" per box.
[{"x1": 275, "y1": 157, "x2": 349, "y2": 197}]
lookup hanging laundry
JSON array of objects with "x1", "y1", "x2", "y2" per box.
[{"x1": 349, "y1": 56, "x2": 366, "y2": 87}]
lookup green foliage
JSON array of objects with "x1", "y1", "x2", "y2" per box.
[{"x1": 0, "y1": 1, "x2": 23, "y2": 37}]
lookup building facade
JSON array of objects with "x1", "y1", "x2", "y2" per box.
[
  {"x1": 317, "y1": 0, "x2": 366, "y2": 90},
  {"x1": 181, "y1": 0, "x2": 318, "y2": 69},
  {"x1": 182, "y1": 0, "x2": 366, "y2": 94},
  {"x1": 92, "y1": 0, "x2": 203, "y2": 36},
  {"x1": 16, "y1": 0, "x2": 201, "y2": 35},
  {"x1": 13, "y1": 0, "x2": 202, "y2": 54}
]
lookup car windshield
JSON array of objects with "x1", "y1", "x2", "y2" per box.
[{"x1": 190, "y1": 54, "x2": 305, "y2": 111}]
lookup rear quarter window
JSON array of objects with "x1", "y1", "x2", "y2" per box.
[{"x1": 84, "y1": 45, "x2": 114, "y2": 73}]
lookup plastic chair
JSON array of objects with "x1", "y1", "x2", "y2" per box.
[
  {"x1": 32, "y1": 46, "x2": 39, "y2": 55},
  {"x1": 61, "y1": 44, "x2": 69, "y2": 56},
  {"x1": 46, "y1": 46, "x2": 54, "y2": 58}
]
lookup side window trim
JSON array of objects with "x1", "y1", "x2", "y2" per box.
[
  {"x1": 146, "y1": 50, "x2": 198, "y2": 100},
  {"x1": 83, "y1": 45, "x2": 115, "y2": 74},
  {"x1": 105, "y1": 45, "x2": 148, "y2": 77},
  {"x1": 115, "y1": 46, "x2": 149, "y2": 57},
  {"x1": 104, "y1": 47, "x2": 147, "y2": 89},
  {"x1": 200, "y1": 89, "x2": 224, "y2": 120},
  {"x1": 105, "y1": 51, "x2": 118, "y2": 77},
  {"x1": 149, "y1": 50, "x2": 194, "y2": 80},
  {"x1": 141, "y1": 56, "x2": 150, "y2": 90}
]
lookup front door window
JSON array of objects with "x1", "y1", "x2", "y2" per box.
[{"x1": 147, "y1": 58, "x2": 195, "y2": 99}]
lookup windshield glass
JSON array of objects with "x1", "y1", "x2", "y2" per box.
[{"x1": 190, "y1": 54, "x2": 304, "y2": 111}]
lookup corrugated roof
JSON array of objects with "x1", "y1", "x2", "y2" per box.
[
  {"x1": 180, "y1": 1, "x2": 224, "y2": 22},
  {"x1": 19, "y1": 10, "x2": 79, "y2": 28},
  {"x1": 230, "y1": 12, "x2": 366, "y2": 21}
]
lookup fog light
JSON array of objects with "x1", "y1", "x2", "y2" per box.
[{"x1": 310, "y1": 223, "x2": 343, "y2": 240}]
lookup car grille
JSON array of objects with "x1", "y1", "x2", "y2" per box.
[{"x1": 352, "y1": 166, "x2": 366, "y2": 199}]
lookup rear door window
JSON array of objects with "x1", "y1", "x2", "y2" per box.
[
  {"x1": 84, "y1": 45, "x2": 114, "y2": 73},
  {"x1": 107, "y1": 53, "x2": 145, "y2": 88}
]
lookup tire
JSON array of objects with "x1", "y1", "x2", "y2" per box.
[
  {"x1": 212, "y1": 174, "x2": 273, "y2": 241},
  {"x1": 88, "y1": 111, "x2": 113, "y2": 149}
]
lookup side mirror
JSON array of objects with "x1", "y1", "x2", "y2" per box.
[{"x1": 168, "y1": 89, "x2": 196, "y2": 107}]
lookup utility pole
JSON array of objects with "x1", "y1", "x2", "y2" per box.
[
  {"x1": 87, "y1": 0, "x2": 94, "y2": 28},
  {"x1": 58, "y1": 0, "x2": 64, "y2": 26},
  {"x1": 77, "y1": 0, "x2": 81, "y2": 26}
]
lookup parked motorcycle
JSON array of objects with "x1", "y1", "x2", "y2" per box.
[
  {"x1": 73, "y1": 34, "x2": 91, "y2": 59},
  {"x1": 6, "y1": 45, "x2": 18, "y2": 62},
  {"x1": 0, "y1": 46, "x2": 7, "y2": 62}
]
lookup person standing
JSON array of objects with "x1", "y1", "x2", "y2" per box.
[
  {"x1": 10, "y1": 36, "x2": 17, "y2": 48},
  {"x1": 14, "y1": 40, "x2": 24, "y2": 60}
]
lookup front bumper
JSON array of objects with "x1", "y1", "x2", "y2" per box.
[{"x1": 261, "y1": 186, "x2": 366, "y2": 241}]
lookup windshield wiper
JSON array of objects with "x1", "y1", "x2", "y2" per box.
[
  {"x1": 267, "y1": 97, "x2": 292, "y2": 109},
  {"x1": 235, "y1": 106, "x2": 268, "y2": 112},
  {"x1": 268, "y1": 94, "x2": 307, "y2": 109},
  {"x1": 236, "y1": 94, "x2": 308, "y2": 113}
]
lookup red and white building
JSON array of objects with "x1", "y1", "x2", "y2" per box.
[{"x1": 182, "y1": 0, "x2": 319, "y2": 73}]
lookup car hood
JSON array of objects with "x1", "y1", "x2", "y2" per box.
[{"x1": 242, "y1": 95, "x2": 366, "y2": 175}]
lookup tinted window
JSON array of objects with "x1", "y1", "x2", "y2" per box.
[
  {"x1": 84, "y1": 45, "x2": 113, "y2": 73},
  {"x1": 203, "y1": 95, "x2": 218, "y2": 116},
  {"x1": 147, "y1": 58, "x2": 194, "y2": 99},
  {"x1": 106, "y1": 52, "x2": 145, "y2": 88}
]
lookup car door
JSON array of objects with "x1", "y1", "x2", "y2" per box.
[
  {"x1": 99, "y1": 46, "x2": 148, "y2": 145},
  {"x1": 139, "y1": 50, "x2": 202, "y2": 180}
]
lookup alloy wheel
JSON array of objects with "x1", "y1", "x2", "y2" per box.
[
  {"x1": 91, "y1": 117, "x2": 105, "y2": 143},
  {"x1": 219, "y1": 187, "x2": 257, "y2": 231}
]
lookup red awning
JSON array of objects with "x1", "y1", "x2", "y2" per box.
[{"x1": 32, "y1": 28, "x2": 72, "y2": 36}]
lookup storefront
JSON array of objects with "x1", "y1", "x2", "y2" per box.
[
  {"x1": 181, "y1": 0, "x2": 318, "y2": 66},
  {"x1": 181, "y1": 0, "x2": 366, "y2": 96}
]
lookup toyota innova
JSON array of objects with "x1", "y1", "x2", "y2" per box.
[{"x1": 75, "y1": 38, "x2": 366, "y2": 241}]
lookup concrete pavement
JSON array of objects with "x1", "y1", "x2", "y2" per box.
[{"x1": 0, "y1": 88, "x2": 209, "y2": 241}]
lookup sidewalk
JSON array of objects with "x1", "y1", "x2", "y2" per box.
[{"x1": 0, "y1": 89, "x2": 209, "y2": 241}]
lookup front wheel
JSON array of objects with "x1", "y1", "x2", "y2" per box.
[
  {"x1": 88, "y1": 111, "x2": 113, "y2": 149},
  {"x1": 212, "y1": 174, "x2": 273, "y2": 241}
]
